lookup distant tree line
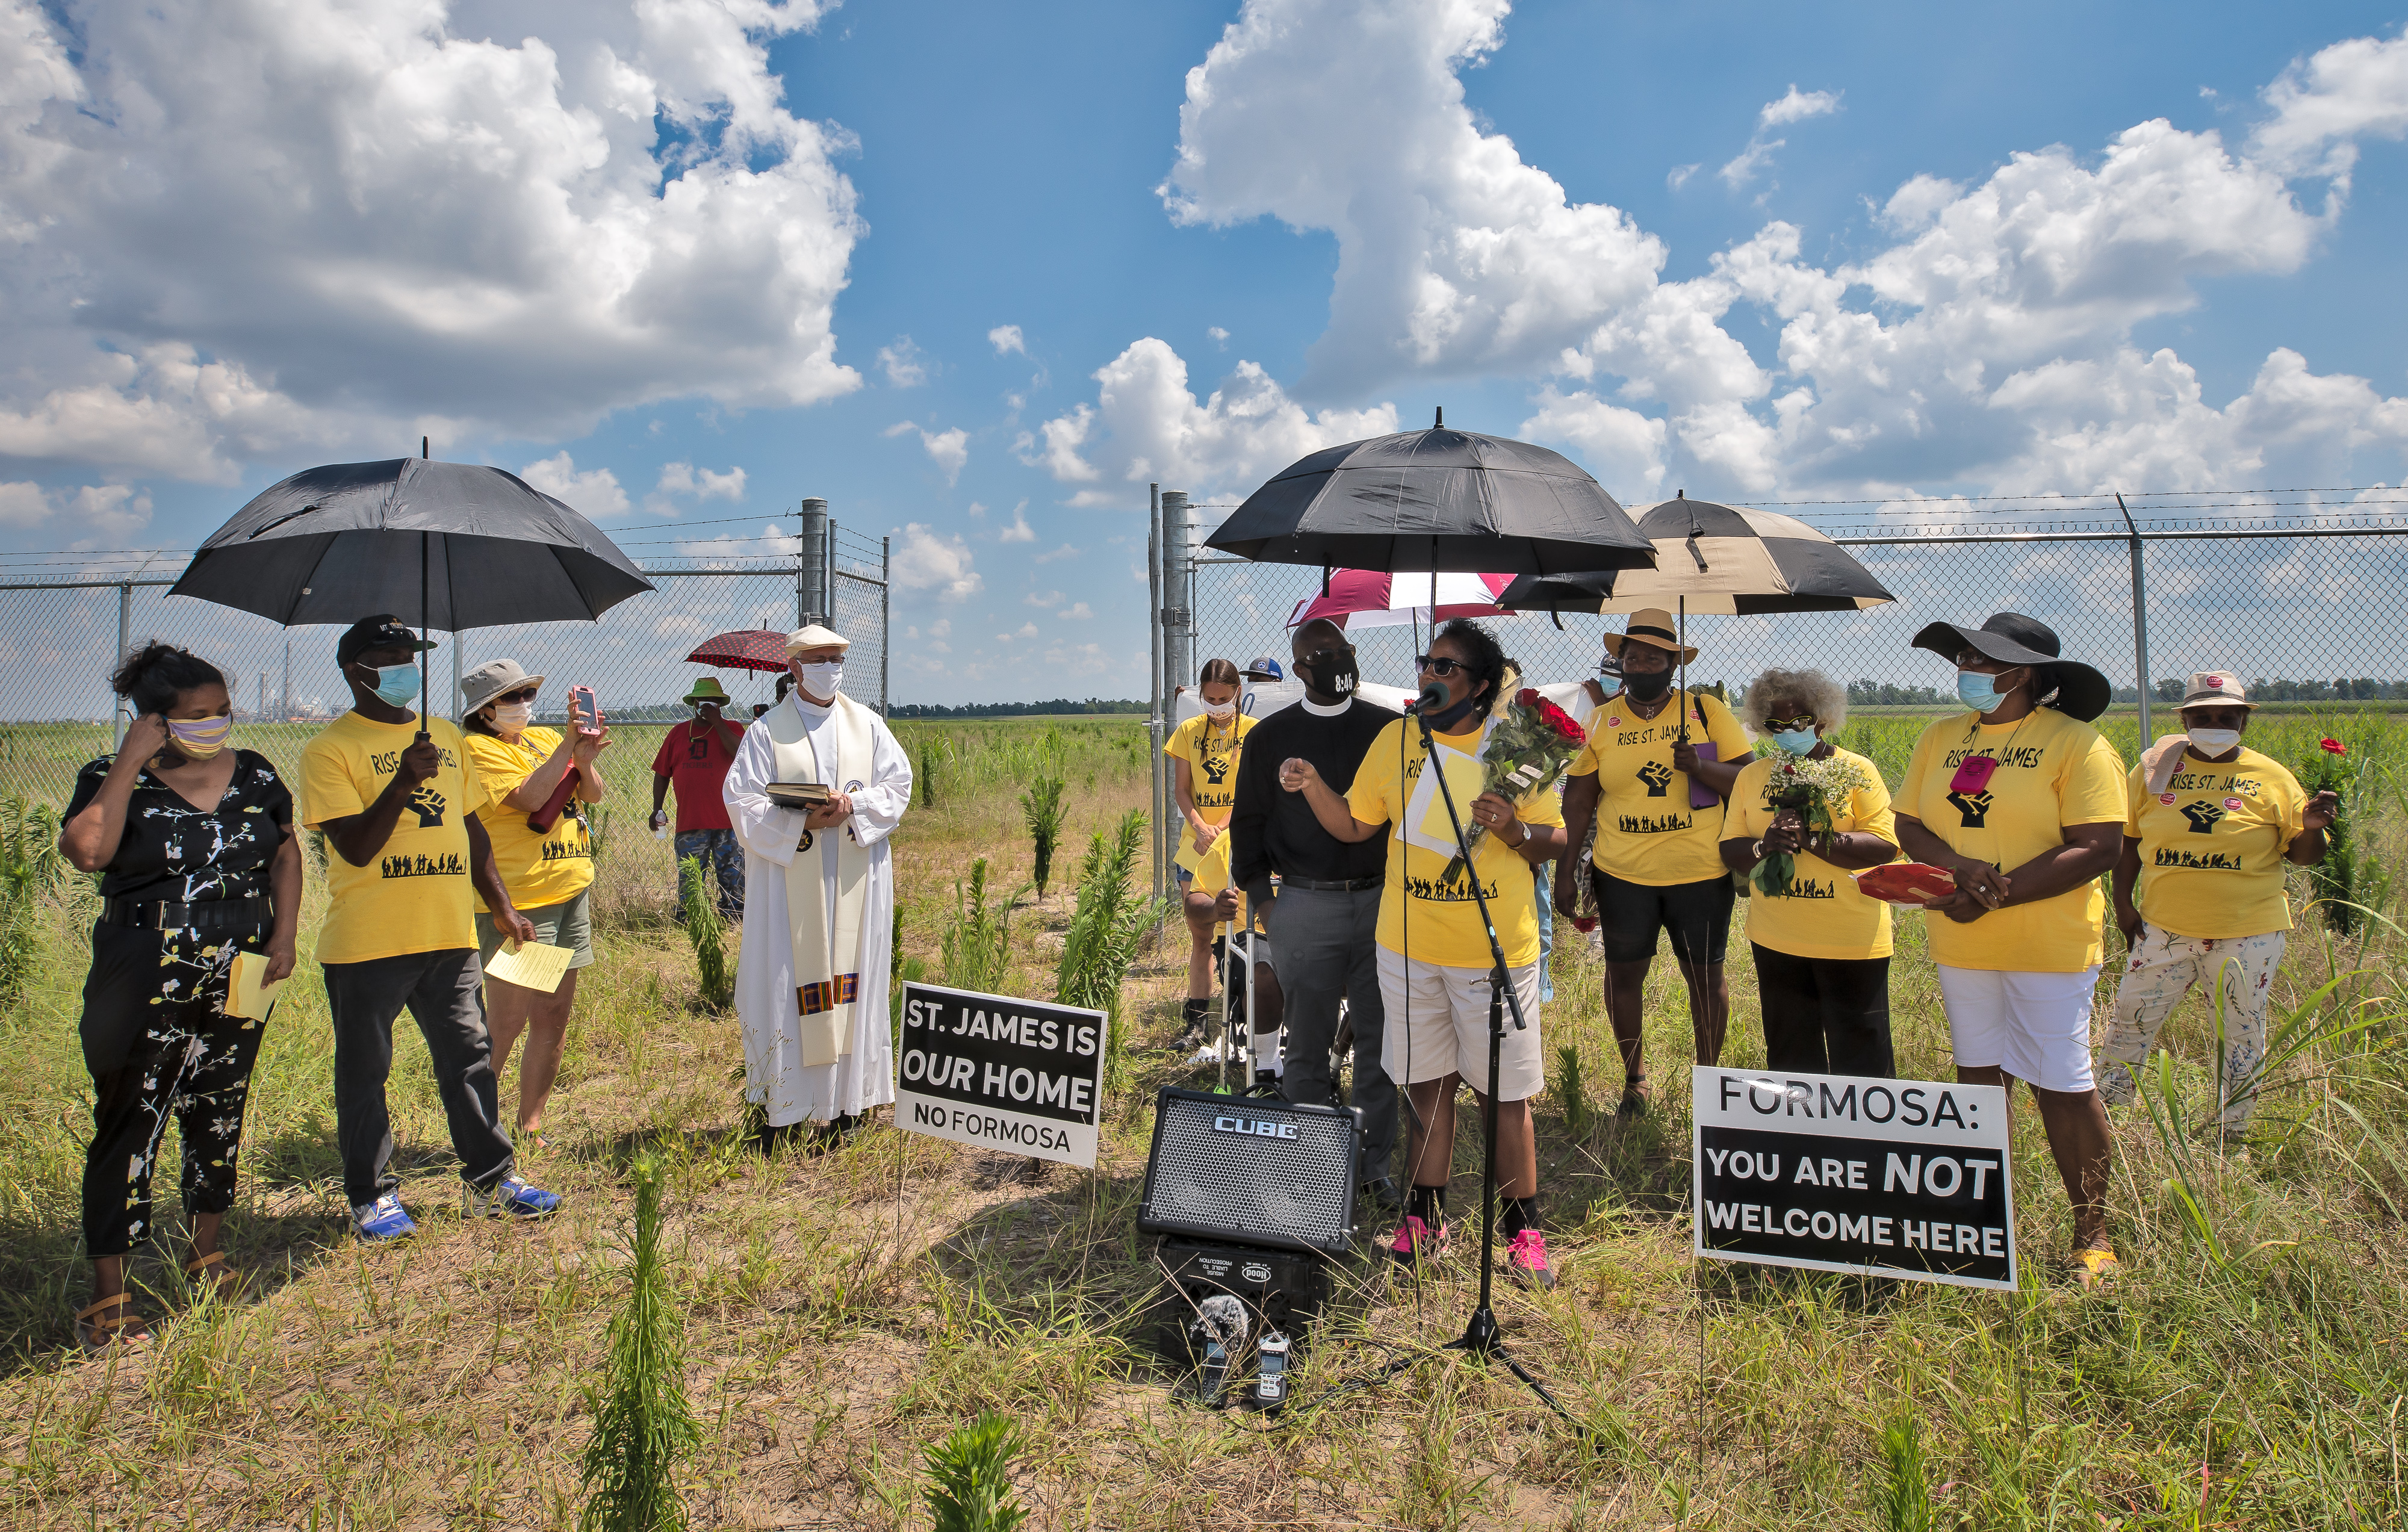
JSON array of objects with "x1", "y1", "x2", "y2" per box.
[
  {"x1": 1838, "y1": 677, "x2": 2408, "y2": 708},
  {"x1": 889, "y1": 698, "x2": 1146, "y2": 719}
]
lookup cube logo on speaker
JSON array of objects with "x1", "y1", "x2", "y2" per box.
[{"x1": 1212, "y1": 1115, "x2": 1299, "y2": 1140}]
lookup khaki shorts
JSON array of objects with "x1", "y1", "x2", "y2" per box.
[
  {"x1": 477, "y1": 888, "x2": 594, "y2": 977},
  {"x1": 1376, "y1": 945, "x2": 1544, "y2": 1100}
]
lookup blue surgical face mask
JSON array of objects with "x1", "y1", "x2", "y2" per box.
[
  {"x1": 369, "y1": 662, "x2": 422, "y2": 708},
  {"x1": 1596, "y1": 666, "x2": 1624, "y2": 699},
  {"x1": 1957, "y1": 669, "x2": 2015, "y2": 714},
  {"x1": 1770, "y1": 728, "x2": 1819, "y2": 755}
]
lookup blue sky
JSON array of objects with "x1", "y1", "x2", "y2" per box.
[{"x1": 7, "y1": 1, "x2": 2408, "y2": 704}]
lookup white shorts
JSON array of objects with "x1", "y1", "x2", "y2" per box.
[
  {"x1": 1376, "y1": 946, "x2": 1544, "y2": 1100},
  {"x1": 1935, "y1": 964, "x2": 2102, "y2": 1094}
]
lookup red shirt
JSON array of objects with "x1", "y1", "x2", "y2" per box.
[{"x1": 651, "y1": 718, "x2": 746, "y2": 832}]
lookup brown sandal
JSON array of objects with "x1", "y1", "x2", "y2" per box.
[
  {"x1": 182, "y1": 1250, "x2": 240, "y2": 1298},
  {"x1": 75, "y1": 1292, "x2": 148, "y2": 1354}
]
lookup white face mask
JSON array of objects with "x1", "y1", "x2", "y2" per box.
[
  {"x1": 1203, "y1": 699, "x2": 1236, "y2": 720},
  {"x1": 2187, "y1": 727, "x2": 2242, "y2": 754},
  {"x1": 794, "y1": 660, "x2": 843, "y2": 698},
  {"x1": 490, "y1": 701, "x2": 532, "y2": 732}
]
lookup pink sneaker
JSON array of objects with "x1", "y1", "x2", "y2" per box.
[
  {"x1": 1386, "y1": 1214, "x2": 1448, "y2": 1267},
  {"x1": 1504, "y1": 1228, "x2": 1555, "y2": 1289}
]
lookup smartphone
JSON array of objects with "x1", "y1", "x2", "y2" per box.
[{"x1": 569, "y1": 684, "x2": 601, "y2": 737}]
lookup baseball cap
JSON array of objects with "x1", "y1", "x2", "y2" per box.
[
  {"x1": 2178, "y1": 671, "x2": 2253, "y2": 709},
  {"x1": 336, "y1": 615, "x2": 436, "y2": 667},
  {"x1": 1243, "y1": 656, "x2": 1284, "y2": 681}
]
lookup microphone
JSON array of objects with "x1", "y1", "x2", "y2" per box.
[{"x1": 1409, "y1": 681, "x2": 1448, "y2": 713}]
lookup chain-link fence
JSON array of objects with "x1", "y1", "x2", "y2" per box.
[
  {"x1": 0, "y1": 526, "x2": 889, "y2": 907},
  {"x1": 1144, "y1": 493, "x2": 2408, "y2": 892}
]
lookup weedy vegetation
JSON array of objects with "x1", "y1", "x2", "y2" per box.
[{"x1": 4, "y1": 710, "x2": 2408, "y2": 1528}]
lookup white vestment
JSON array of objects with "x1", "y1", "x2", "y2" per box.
[{"x1": 724, "y1": 692, "x2": 913, "y2": 1125}]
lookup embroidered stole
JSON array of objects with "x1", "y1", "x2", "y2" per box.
[{"x1": 768, "y1": 696, "x2": 876, "y2": 1066}]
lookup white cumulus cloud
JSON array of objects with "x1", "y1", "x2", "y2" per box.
[
  {"x1": 998, "y1": 501, "x2": 1035, "y2": 542},
  {"x1": 1028, "y1": 339, "x2": 1395, "y2": 504},
  {"x1": 0, "y1": 0, "x2": 864, "y2": 482},
  {"x1": 893, "y1": 523, "x2": 982, "y2": 601},
  {"x1": 988, "y1": 325, "x2": 1026, "y2": 356},
  {"x1": 878, "y1": 337, "x2": 929, "y2": 388},
  {"x1": 2252, "y1": 25, "x2": 2408, "y2": 187},
  {"x1": 520, "y1": 451, "x2": 631, "y2": 518},
  {"x1": 886, "y1": 421, "x2": 968, "y2": 483},
  {"x1": 1159, "y1": 0, "x2": 1663, "y2": 391},
  {"x1": 654, "y1": 461, "x2": 748, "y2": 501},
  {"x1": 1720, "y1": 85, "x2": 1842, "y2": 191}
]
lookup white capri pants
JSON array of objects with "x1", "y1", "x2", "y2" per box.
[
  {"x1": 1935, "y1": 964, "x2": 2102, "y2": 1094},
  {"x1": 1376, "y1": 946, "x2": 1545, "y2": 1101}
]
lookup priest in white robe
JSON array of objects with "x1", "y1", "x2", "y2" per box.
[{"x1": 722, "y1": 623, "x2": 913, "y2": 1145}]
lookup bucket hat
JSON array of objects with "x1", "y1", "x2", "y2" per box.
[{"x1": 459, "y1": 658, "x2": 544, "y2": 719}]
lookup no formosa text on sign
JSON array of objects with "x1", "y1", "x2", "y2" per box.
[
  {"x1": 894, "y1": 981, "x2": 1105, "y2": 1168},
  {"x1": 1691, "y1": 1066, "x2": 2017, "y2": 1291}
]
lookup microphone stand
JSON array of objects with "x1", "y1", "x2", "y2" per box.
[{"x1": 1371, "y1": 698, "x2": 1578, "y2": 1428}]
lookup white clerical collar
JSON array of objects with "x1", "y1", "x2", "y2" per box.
[
  {"x1": 1301, "y1": 695, "x2": 1350, "y2": 716},
  {"x1": 792, "y1": 692, "x2": 834, "y2": 718}
]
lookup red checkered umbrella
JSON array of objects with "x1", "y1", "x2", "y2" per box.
[{"x1": 684, "y1": 628, "x2": 790, "y2": 673}]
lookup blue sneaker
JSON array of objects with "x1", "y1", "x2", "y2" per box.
[
  {"x1": 465, "y1": 1174, "x2": 562, "y2": 1221},
  {"x1": 352, "y1": 1193, "x2": 417, "y2": 1244}
]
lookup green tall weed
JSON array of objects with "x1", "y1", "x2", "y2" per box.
[
  {"x1": 941, "y1": 859, "x2": 1022, "y2": 994},
  {"x1": 1054, "y1": 810, "x2": 1168, "y2": 1022},
  {"x1": 0, "y1": 795, "x2": 64, "y2": 1006},
  {"x1": 922, "y1": 1410, "x2": 1029, "y2": 1532},
  {"x1": 1019, "y1": 775, "x2": 1067, "y2": 898},
  {"x1": 1868, "y1": 1410, "x2": 1932, "y2": 1532},
  {"x1": 579, "y1": 1156, "x2": 698, "y2": 1532},
  {"x1": 678, "y1": 855, "x2": 733, "y2": 1011}
]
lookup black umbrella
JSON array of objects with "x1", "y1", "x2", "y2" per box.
[
  {"x1": 169, "y1": 451, "x2": 654, "y2": 734},
  {"x1": 1204, "y1": 416, "x2": 1654, "y2": 576}
]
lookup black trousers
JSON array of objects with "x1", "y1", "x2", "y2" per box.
[
  {"x1": 1751, "y1": 944, "x2": 1893, "y2": 1078},
  {"x1": 323, "y1": 949, "x2": 514, "y2": 1208},
  {"x1": 79, "y1": 922, "x2": 271, "y2": 1258}
]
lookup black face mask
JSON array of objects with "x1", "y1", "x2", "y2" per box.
[
  {"x1": 1422, "y1": 688, "x2": 1483, "y2": 731},
  {"x1": 1301, "y1": 652, "x2": 1359, "y2": 699},
  {"x1": 1624, "y1": 669, "x2": 1672, "y2": 702}
]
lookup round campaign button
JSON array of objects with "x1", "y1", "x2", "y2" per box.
[
  {"x1": 2224, "y1": 796, "x2": 2245, "y2": 811},
  {"x1": 1609, "y1": 716, "x2": 1622, "y2": 728},
  {"x1": 2158, "y1": 792, "x2": 2176, "y2": 804}
]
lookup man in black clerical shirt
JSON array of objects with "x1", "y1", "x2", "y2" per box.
[{"x1": 1230, "y1": 618, "x2": 1402, "y2": 1213}]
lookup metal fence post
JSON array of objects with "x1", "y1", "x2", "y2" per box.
[
  {"x1": 111, "y1": 581, "x2": 131, "y2": 747},
  {"x1": 881, "y1": 533, "x2": 892, "y2": 718},
  {"x1": 2118, "y1": 493, "x2": 2153, "y2": 741},
  {"x1": 1156, "y1": 484, "x2": 1175, "y2": 905},
  {"x1": 798, "y1": 497, "x2": 828, "y2": 626}
]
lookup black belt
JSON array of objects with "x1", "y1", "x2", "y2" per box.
[
  {"x1": 98, "y1": 895, "x2": 270, "y2": 932},
  {"x1": 1277, "y1": 876, "x2": 1382, "y2": 892}
]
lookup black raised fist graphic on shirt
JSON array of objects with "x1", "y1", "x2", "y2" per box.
[
  {"x1": 408, "y1": 785, "x2": 445, "y2": 828},
  {"x1": 1947, "y1": 788, "x2": 1994, "y2": 828},
  {"x1": 2180, "y1": 801, "x2": 2227, "y2": 834},
  {"x1": 1636, "y1": 760, "x2": 1674, "y2": 798}
]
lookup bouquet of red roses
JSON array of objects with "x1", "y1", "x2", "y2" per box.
[{"x1": 1441, "y1": 688, "x2": 1589, "y2": 882}]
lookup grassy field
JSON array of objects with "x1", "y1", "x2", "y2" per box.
[{"x1": 6, "y1": 710, "x2": 2408, "y2": 1527}]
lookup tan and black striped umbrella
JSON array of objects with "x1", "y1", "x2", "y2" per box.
[{"x1": 1496, "y1": 493, "x2": 1893, "y2": 615}]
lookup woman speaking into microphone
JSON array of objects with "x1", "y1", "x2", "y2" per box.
[{"x1": 1279, "y1": 619, "x2": 1566, "y2": 1289}]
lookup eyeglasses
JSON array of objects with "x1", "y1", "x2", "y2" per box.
[
  {"x1": 1764, "y1": 714, "x2": 1817, "y2": 732},
  {"x1": 495, "y1": 687, "x2": 539, "y2": 704},
  {"x1": 1415, "y1": 655, "x2": 1468, "y2": 677}
]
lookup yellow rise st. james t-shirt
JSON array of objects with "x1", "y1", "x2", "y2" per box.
[
  {"x1": 1164, "y1": 712, "x2": 1256, "y2": 861},
  {"x1": 300, "y1": 712, "x2": 492, "y2": 964},
  {"x1": 1722, "y1": 749, "x2": 1901, "y2": 961},
  {"x1": 1568, "y1": 689, "x2": 1754, "y2": 886},
  {"x1": 462, "y1": 727, "x2": 597, "y2": 914},
  {"x1": 1898, "y1": 708, "x2": 2127, "y2": 973},
  {"x1": 1345, "y1": 718, "x2": 1565, "y2": 970},
  {"x1": 2125, "y1": 746, "x2": 2306, "y2": 940}
]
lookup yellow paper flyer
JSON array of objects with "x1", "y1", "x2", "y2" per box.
[{"x1": 485, "y1": 940, "x2": 574, "y2": 994}]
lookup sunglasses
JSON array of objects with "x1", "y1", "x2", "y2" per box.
[
  {"x1": 1764, "y1": 714, "x2": 1818, "y2": 732},
  {"x1": 1414, "y1": 655, "x2": 1468, "y2": 677},
  {"x1": 1299, "y1": 647, "x2": 1355, "y2": 665},
  {"x1": 494, "y1": 686, "x2": 539, "y2": 705}
]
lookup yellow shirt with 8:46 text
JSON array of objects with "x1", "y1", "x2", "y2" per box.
[
  {"x1": 1898, "y1": 708, "x2": 2127, "y2": 973},
  {"x1": 2125, "y1": 746, "x2": 2306, "y2": 940},
  {"x1": 1164, "y1": 712, "x2": 1256, "y2": 861},
  {"x1": 1568, "y1": 688, "x2": 1754, "y2": 885},
  {"x1": 1722, "y1": 748, "x2": 1900, "y2": 961},
  {"x1": 300, "y1": 712, "x2": 491, "y2": 964},
  {"x1": 462, "y1": 727, "x2": 597, "y2": 914},
  {"x1": 1345, "y1": 717, "x2": 1565, "y2": 969}
]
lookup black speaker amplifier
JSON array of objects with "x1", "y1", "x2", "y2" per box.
[{"x1": 1138, "y1": 1087, "x2": 1360, "y2": 1256}]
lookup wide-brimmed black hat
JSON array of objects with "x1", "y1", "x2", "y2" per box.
[{"x1": 1910, "y1": 612, "x2": 2111, "y2": 723}]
